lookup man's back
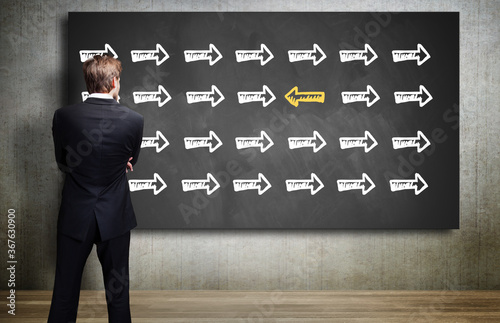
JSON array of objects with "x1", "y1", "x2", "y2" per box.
[{"x1": 52, "y1": 97, "x2": 143, "y2": 241}]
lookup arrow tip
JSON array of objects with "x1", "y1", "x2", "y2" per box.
[
  {"x1": 417, "y1": 43, "x2": 431, "y2": 66},
  {"x1": 419, "y1": 85, "x2": 433, "y2": 107},
  {"x1": 310, "y1": 173, "x2": 324, "y2": 195},
  {"x1": 361, "y1": 173, "x2": 376, "y2": 195},
  {"x1": 208, "y1": 130, "x2": 223, "y2": 152},
  {"x1": 414, "y1": 173, "x2": 428, "y2": 195},
  {"x1": 153, "y1": 173, "x2": 167, "y2": 195},
  {"x1": 364, "y1": 130, "x2": 378, "y2": 153},
  {"x1": 257, "y1": 173, "x2": 272, "y2": 195},
  {"x1": 285, "y1": 86, "x2": 299, "y2": 107},
  {"x1": 156, "y1": 43, "x2": 169, "y2": 65},
  {"x1": 206, "y1": 173, "x2": 220, "y2": 195},
  {"x1": 364, "y1": 44, "x2": 377, "y2": 65},
  {"x1": 416, "y1": 131, "x2": 431, "y2": 153}
]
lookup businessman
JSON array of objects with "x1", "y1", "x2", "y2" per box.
[{"x1": 48, "y1": 54, "x2": 143, "y2": 322}]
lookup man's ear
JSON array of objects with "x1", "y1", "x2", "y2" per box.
[{"x1": 112, "y1": 77, "x2": 117, "y2": 89}]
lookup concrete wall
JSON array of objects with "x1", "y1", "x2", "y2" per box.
[{"x1": 1, "y1": 0, "x2": 498, "y2": 290}]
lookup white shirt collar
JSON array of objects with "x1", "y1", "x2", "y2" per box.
[{"x1": 88, "y1": 93, "x2": 114, "y2": 100}]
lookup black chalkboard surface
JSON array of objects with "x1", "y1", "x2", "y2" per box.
[{"x1": 68, "y1": 12, "x2": 459, "y2": 229}]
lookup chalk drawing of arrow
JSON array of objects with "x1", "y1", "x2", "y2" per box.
[
  {"x1": 341, "y1": 85, "x2": 380, "y2": 107},
  {"x1": 186, "y1": 85, "x2": 225, "y2": 107},
  {"x1": 184, "y1": 43, "x2": 223, "y2": 66},
  {"x1": 131, "y1": 43, "x2": 169, "y2": 66},
  {"x1": 235, "y1": 131, "x2": 274, "y2": 153},
  {"x1": 141, "y1": 130, "x2": 169, "y2": 153},
  {"x1": 182, "y1": 173, "x2": 220, "y2": 195},
  {"x1": 284, "y1": 86, "x2": 325, "y2": 107},
  {"x1": 339, "y1": 131, "x2": 378, "y2": 153},
  {"x1": 79, "y1": 43, "x2": 118, "y2": 62},
  {"x1": 286, "y1": 173, "x2": 324, "y2": 195},
  {"x1": 392, "y1": 43, "x2": 431, "y2": 66},
  {"x1": 288, "y1": 131, "x2": 327, "y2": 153},
  {"x1": 337, "y1": 173, "x2": 376, "y2": 195},
  {"x1": 237, "y1": 85, "x2": 276, "y2": 107},
  {"x1": 339, "y1": 44, "x2": 378, "y2": 66},
  {"x1": 288, "y1": 43, "x2": 327, "y2": 66},
  {"x1": 390, "y1": 173, "x2": 428, "y2": 195},
  {"x1": 133, "y1": 85, "x2": 171, "y2": 107},
  {"x1": 233, "y1": 173, "x2": 272, "y2": 195},
  {"x1": 129, "y1": 173, "x2": 167, "y2": 195},
  {"x1": 392, "y1": 131, "x2": 431, "y2": 153},
  {"x1": 235, "y1": 44, "x2": 274, "y2": 66},
  {"x1": 184, "y1": 131, "x2": 223, "y2": 153},
  {"x1": 394, "y1": 85, "x2": 432, "y2": 107}
]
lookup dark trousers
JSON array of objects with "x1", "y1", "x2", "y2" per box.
[{"x1": 48, "y1": 215, "x2": 132, "y2": 323}]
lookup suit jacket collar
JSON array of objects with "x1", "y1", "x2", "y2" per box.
[{"x1": 84, "y1": 97, "x2": 118, "y2": 105}]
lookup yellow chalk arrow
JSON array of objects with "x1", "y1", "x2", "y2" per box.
[{"x1": 284, "y1": 86, "x2": 325, "y2": 107}]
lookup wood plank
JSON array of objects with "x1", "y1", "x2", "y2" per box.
[{"x1": 0, "y1": 290, "x2": 499, "y2": 322}]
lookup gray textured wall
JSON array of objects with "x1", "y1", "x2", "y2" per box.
[{"x1": 0, "y1": 0, "x2": 499, "y2": 291}]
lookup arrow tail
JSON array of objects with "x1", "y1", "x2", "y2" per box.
[
  {"x1": 131, "y1": 50, "x2": 157, "y2": 62},
  {"x1": 339, "y1": 50, "x2": 365, "y2": 62},
  {"x1": 133, "y1": 92, "x2": 160, "y2": 104},
  {"x1": 235, "y1": 51, "x2": 261, "y2": 62},
  {"x1": 237, "y1": 92, "x2": 264, "y2": 104},
  {"x1": 341, "y1": 92, "x2": 368, "y2": 104},
  {"x1": 389, "y1": 180, "x2": 416, "y2": 192},
  {"x1": 186, "y1": 92, "x2": 212, "y2": 103},
  {"x1": 392, "y1": 138, "x2": 419, "y2": 149},
  {"x1": 129, "y1": 180, "x2": 155, "y2": 192},
  {"x1": 181, "y1": 180, "x2": 208, "y2": 192},
  {"x1": 184, "y1": 138, "x2": 210, "y2": 149},
  {"x1": 184, "y1": 51, "x2": 210, "y2": 62},
  {"x1": 235, "y1": 137, "x2": 261, "y2": 149},
  {"x1": 233, "y1": 180, "x2": 259, "y2": 192},
  {"x1": 394, "y1": 92, "x2": 420, "y2": 104},
  {"x1": 339, "y1": 138, "x2": 365, "y2": 149},
  {"x1": 337, "y1": 180, "x2": 363, "y2": 192},
  {"x1": 288, "y1": 51, "x2": 314, "y2": 62},
  {"x1": 285, "y1": 180, "x2": 311, "y2": 192},
  {"x1": 392, "y1": 50, "x2": 418, "y2": 62},
  {"x1": 288, "y1": 138, "x2": 314, "y2": 149}
]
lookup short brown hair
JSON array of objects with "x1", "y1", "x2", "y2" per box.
[{"x1": 82, "y1": 55, "x2": 122, "y2": 94}]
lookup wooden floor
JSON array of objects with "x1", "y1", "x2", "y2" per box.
[{"x1": 0, "y1": 290, "x2": 499, "y2": 322}]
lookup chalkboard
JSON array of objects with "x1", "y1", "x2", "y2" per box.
[{"x1": 68, "y1": 12, "x2": 459, "y2": 229}]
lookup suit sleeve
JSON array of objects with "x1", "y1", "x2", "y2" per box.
[
  {"x1": 130, "y1": 115, "x2": 144, "y2": 166},
  {"x1": 52, "y1": 110, "x2": 68, "y2": 172}
]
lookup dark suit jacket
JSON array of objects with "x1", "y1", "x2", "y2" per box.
[{"x1": 52, "y1": 97, "x2": 144, "y2": 241}]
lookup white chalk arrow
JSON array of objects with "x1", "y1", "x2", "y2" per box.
[
  {"x1": 186, "y1": 85, "x2": 225, "y2": 107},
  {"x1": 184, "y1": 131, "x2": 222, "y2": 153},
  {"x1": 129, "y1": 173, "x2": 167, "y2": 195},
  {"x1": 235, "y1": 44, "x2": 274, "y2": 66},
  {"x1": 141, "y1": 130, "x2": 170, "y2": 153},
  {"x1": 392, "y1": 131, "x2": 431, "y2": 153},
  {"x1": 237, "y1": 85, "x2": 276, "y2": 107},
  {"x1": 337, "y1": 173, "x2": 376, "y2": 195},
  {"x1": 288, "y1": 43, "x2": 327, "y2": 66},
  {"x1": 133, "y1": 85, "x2": 171, "y2": 107},
  {"x1": 390, "y1": 173, "x2": 428, "y2": 195},
  {"x1": 341, "y1": 85, "x2": 380, "y2": 107},
  {"x1": 235, "y1": 131, "x2": 274, "y2": 153},
  {"x1": 233, "y1": 173, "x2": 272, "y2": 195},
  {"x1": 394, "y1": 85, "x2": 433, "y2": 107},
  {"x1": 339, "y1": 44, "x2": 378, "y2": 66},
  {"x1": 131, "y1": 43, "x2": 169, "y2": 66},
  {"x1": 392, "y1": 43, "x2": 431, "y2": 66},
  {"x1": 339, "y1": 131, "x2": 378, "y2": 153},
  {"x1": 184, "y1": 44, "x2": 223, "y2": 66},
  {"x1": 288, "y1": 131, "x2": 327, "y2": 153},
  {"x1": 79, "y1": 43, "x2": 118, "y2": 62},
  {"x1": 286, "y1": 173, "x2": 324, "y2": 195},
  {"x1": 182, "y1": 173, "x2": 220, "y2": 195}
]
